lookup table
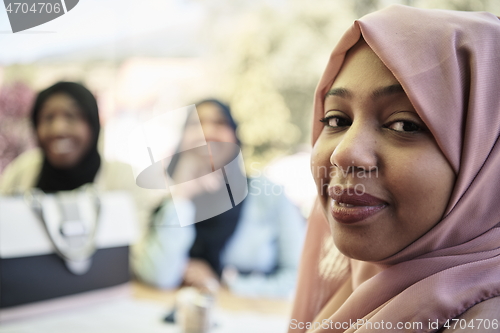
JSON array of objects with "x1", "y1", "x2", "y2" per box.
[
  {"x1": 0, "y1": 282, "x2": 294, "y2": 333},
  {"x1": 132, "y1": 281, "x2": 293, "y2": 316}
]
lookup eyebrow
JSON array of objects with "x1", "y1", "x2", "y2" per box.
[
  {"x1": 371, "y1": 84, "x2": 405, "y2": 99},
  {"x1": 325, "y1": 87, "x2": 352, "y2": 99},
  {"x1": 325, "y1": 84, "x2": 405, "y2": 101}
]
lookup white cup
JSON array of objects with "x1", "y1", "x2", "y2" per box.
[{"x1": 176, "y1": 287, "x2": 215, "y2": 333}]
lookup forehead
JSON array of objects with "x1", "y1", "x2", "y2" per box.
[
  {"x1": 40, "y1": 93, "x2": 81, "y2": 114},
  {"x1": 330, "y1": 40, "x2": 399, "y2": 91},
  {"x1": 196, "y1": 102, "x2": 226, "y2": 119}
]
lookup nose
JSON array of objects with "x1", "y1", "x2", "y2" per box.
[
  {"x1": 50, "y1": 115, "x2": 71, "y2": 136},
  {"x1": 330, "y1": 121, "x2": 378, "y2": 176}
]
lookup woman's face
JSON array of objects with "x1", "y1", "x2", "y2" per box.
[
  {"x1": 195, "y1": 102, "x2": 237, "y2": 144},
  {"x1": 311, "y1": 40, "x2": 456, "y2": 261},
  {"x1": 36, "y1": 93, "x2": 93, "y2": 168},
  {"x1": 182, "y1": 102, "x2": 237, "y2": 150}
]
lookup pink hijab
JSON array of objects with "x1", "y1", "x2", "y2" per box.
[{"x1": 290, "y1": 5, "x2": 500, "y2": 332}]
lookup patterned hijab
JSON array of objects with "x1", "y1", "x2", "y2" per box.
[{"x1": 290, "y1": 5, "x2": 500, "y2": 332}]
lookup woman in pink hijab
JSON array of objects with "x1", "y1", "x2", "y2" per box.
[{"x1": 290, "y1": 5, "x2": 500, "y2": 333}]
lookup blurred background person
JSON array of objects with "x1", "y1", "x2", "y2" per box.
[
  {"x1": 0, "y1": 81, "x2": 158, "y2": 226},
  {"x1": 0, "y1": 81, "x2": 102, "y2": 193},
  {"x1": 133, "y1": 99, "x2": 306, "y2": 298}
]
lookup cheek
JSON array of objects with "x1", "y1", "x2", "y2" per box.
[
  {"x1": 182, "y1": 127, "x2": 202, "y2": 145},
  {"x1": 387, "y1": 145, "x2": 455, "y2": 234},
  {"x1": 75, "y1": 122, "x2": 94, "y2": 152},
  {"x1": 221, "y1": 128, "x2": 237, "y2": 143},
  {"x1": 36, "y1": 126, "x2": 49, "y2": 146},
  {"x1": 311, "y1": 136, "x2": 335, "y2": 195}
]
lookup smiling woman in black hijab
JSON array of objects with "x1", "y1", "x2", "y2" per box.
[
  {"x1": 32, "y1": 82, "x2": 101, "y2": 192},
  {"x1": 0, "y1": 82, "x2": 161, "y2": 224},
  {"x1": 0, "y1": 81, "x2": 104, "y2": 194}
]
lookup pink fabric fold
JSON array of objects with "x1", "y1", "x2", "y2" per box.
[{"x1": 290, "y1": 5, "x2": 500, "y2": 333}]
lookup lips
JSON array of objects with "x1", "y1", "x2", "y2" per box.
[
  {"x1": 49, "y1": 138, "x2": 76, "y2": 155},
  {"x1": 328, "y1": 186, "x2": 387, "y2": 224}
]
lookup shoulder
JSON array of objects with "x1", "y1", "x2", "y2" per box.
[
  {"x1": 247, "y1": 176, "x2": 286, "y2": 204},
  {"x1": 0, "y1": 148, "x2": 43, "y2": 195},
  {"x1": 5, "y1": 148, "x2": 43, "y2": 170},
  {"x1": 457, "y1": 297, "x2": 500, "y2": 320},
  {"x1": 97, "y1": 159, "x2": 135, "y2": 190},
  {"x1": 242, "y1": 176, "x2": 304, "y2": 225},
  {"x1": 97, "y1": 159, "x2": 165, "y2": 224},
  {"x1": 441, "y1": 297, "x2": 500, "y2": 332}
]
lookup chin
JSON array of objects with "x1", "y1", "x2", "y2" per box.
[
  {"x1": 336, "y1": 245, "x2": 376, "y2": 262},
  {"x1": 332, "y1": 231, "x2": 394, "y2": 262},
  {"x1": 47, "y1": 156, "x2": 80, "y2": 169}
]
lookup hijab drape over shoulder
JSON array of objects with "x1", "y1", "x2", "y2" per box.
[{"x1": 290, "y1": 5, "x2": 500, "y2": 332}]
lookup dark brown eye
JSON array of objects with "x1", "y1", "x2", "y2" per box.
[
  {"x1": 387, "y1": 120, "x2": 422, "y2": 132},
  {"x1": 320, "y1": 116, "x2": 352, "y2": 128}
]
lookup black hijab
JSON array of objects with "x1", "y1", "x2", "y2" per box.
[
  {"x1": 32, "y1": 82, "x2": 101, "y2": 193},
  {"x1": 168, "y1": 99, "x2": 245, "y2": 277}
]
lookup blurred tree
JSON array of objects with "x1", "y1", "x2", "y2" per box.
[
  {"x1": 0, "y1": 82, "x2": 36, "y2": 173},
  {"x1": 200, "y1": 0, "x2": 356, "y2": 169},
  {"x1": 353, "y1": 0, "x2": 380, "y2": 17},
  {"x1": 420, "y1": 0, "x2": 498, "y2": 11}
]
